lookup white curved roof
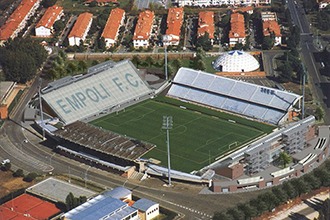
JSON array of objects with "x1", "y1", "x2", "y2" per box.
[{"x1": 213, "y1": 50, "x2": 260, "y2": 72}]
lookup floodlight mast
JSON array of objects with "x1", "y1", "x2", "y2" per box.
[
  {"x1": 38, "y1": 78, "x2": 45, "y2": 140},
  {"x1": 302, "y1": 65, "x2": 306, "y2": 119},
  {"x1": 163, "y1": 35, "x2": 172, "y2": 81},
  {"x1": 162, "y1": 116, "x2": 173, "y2": 186}
]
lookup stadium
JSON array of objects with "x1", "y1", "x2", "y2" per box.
[{"x1": 35, "y1": 59, "x2": 329, "y2": 189}]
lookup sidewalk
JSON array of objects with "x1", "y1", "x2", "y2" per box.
[{"x1": 269, "y1": 190, "x2": 329, "y2": 220}]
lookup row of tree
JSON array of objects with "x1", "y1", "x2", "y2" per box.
[
  {"x1": 0, "y1": 38, "x2": 48, "y2": 83},
  {"x1": 213, "y1": 159, "x2": 330, "y2": 220}
]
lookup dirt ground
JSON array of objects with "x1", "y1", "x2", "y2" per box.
[{"x1": 0, "y1": 171, "x2": 34, "y2": 198}]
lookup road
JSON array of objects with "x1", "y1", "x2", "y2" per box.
[{"x1": 287, "y1": 0, "x2": 330, "y2": 124}]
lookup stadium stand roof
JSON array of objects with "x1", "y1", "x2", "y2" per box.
[
  {"x1": 54, "y1": 121, "x2": 155, "y2": 161},
  {"x1": 62, "y1": 193, "x2": 137, "y2": 220},
  {"x1": 0, "y1": 194, "x2": 60, "y2": 219},
  {"x1": 213, "y1": 50, "x2": 260, "y2": 72},
  {"x1": 41, "y1": 60, "x2": 153, "y2": 124},
  {"x1": 167, "y1": 68, "x2": 301, "y2": 124}
]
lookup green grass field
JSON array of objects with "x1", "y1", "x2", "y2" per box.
[{"x1": 91, "y1": 97, "x2": 274, "y2": 172}]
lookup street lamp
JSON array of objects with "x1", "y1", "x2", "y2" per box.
[
  {"x1": 163, "y1": 35, "x2": 172, "y2": 81},
  {"x1": 162, "y1": 116, "x2": 173, "y2": 186},
  {"x1": 84, "y1": 166, "x2": 91, "y2": 188}
]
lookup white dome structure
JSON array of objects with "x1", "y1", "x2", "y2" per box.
[{"x1": 212, "y1": 50, "x2": 260, "y2": 72}]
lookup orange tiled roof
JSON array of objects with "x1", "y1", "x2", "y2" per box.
[
  {"x1": 229, "y1": 13, "x2": 246, "y2": 39},
  {"x1": 0, "y1": 0, "x2": 39, "y2": 41},
  {"x1": 263, "y1": 20, "x2": 281, "y2": 37},
  {"x1": 198, "y1": 11, "x2": 214, "y2": 39},
  {"x1": 85, "y1": 0, "x2": 117, "y2": 3},
  {"x1": 36, "y1": 5, "x2": 63, "y2": 29},
  {"x1": 166, "y1": 7, "x2": 184, "y2": 38},
  {"x1": 133, "y1": 10, "x2": 154, "y2": 41},
  {"x1": 101, "y1": 8, "x2": 125, "y2": 40},
  {"x1": 68, "y1": 12, "x2": 93, "y2": 38}
]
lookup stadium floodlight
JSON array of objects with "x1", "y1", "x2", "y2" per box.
[
  {"x1": 163, "y1": 35, "x2": 172, "y2": 81},
  {"x1": 38, "y1": 78, "x2": 46, "y2": 140},
  {"x1": 302, "y1": 65, "x2": 306, "y2": 119},
  {"x1": 162, "y1": 116, "x2": 173, "y2": 186}
]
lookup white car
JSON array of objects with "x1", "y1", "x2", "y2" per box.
[{"x1": 1, "y1": 159, "x2": 10, "y2": 165}]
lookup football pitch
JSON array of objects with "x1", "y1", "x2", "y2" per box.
[{"x1": 91, "y1": 97, "x2": 274, "y2": 172}]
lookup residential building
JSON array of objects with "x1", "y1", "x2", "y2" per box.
[
  {"x1": 175, "y1": 0, "x2": 270, "y2": 7},
  {"x1": 132, "y1": 198, "x2": 159, "y2": 220},
  {"x1": 133, "y1": 10, "x2": 154, "y2": 48},
  {"x1": 261, "y1": 12, "x2": 281, "y2": 46},
  {"x1": 197, "y1": 11, "x2": 215, "y2": 44},
  {"x1": 232, "y1": 6, "x2": 254, "y2": 14},
  {"x1": 0, "y1": 0, "x2": 41, "y2": 45},
  {"x1": 101, "y1": 8, "x2": 125, "y2": 48},
  {"x1": 165, "y1": 7, "x2": 184, "y2": 46},
  {"x1": 68, "y1": 12, "x2": 93, "y2": 46},
  {"x1": 263, "y1": 20, "x2": 282, "y2": 46},
  {"x1": 35, "y1": 5, "x2": 63, "y2": 37},
  {"x1": 261, "y1": 11, "x2": 278, "y2": 21},
  {"x1": 229, "y1": 13, "x2": 246, "y2": 47}
]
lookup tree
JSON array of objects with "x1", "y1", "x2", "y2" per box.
[
  {"x1": 98, "y1": 37, "x2": 106, "y2": 51},
  {"x1": 250, "y1": 199, "x2": 267, "y2": 215},
  {"x1": 196, "y1": 59, "x2": 206, "y2": 71},
  {"x1": 42, "y1": 0, "x2": 57, "y2": 8},
  {"x1": 291, "y1": 178, "x2": 310, "y2": 197},
  {"x1": 262, "y1": 36, "x2": 275, "y2": 50},
  {"x1": 304, "y1": 173, "x2": 321, "y2": 190},
  {"x1": 66, "y1": 62, "x2": 77, "y2": 74},
  {"x1": 226, "y1": 207, "x2": 244, "y2": 220},
  {"x1": 237, "y1": 203, "x2": 257, "y2": 220},
  {"x1": 1, "y1": 162, "x2": 11, "y2": 171},
  {"x1": 131, "y1": 56, "x2": 140, "y2": 67},
  {"x1": 65, "y1": 192, "x2": 76, "y2": 211},
  {"x1": 259, "y1": 192, "x2": 280, "y2": 211},
  {"x1": 315, "y1": 107, "x2": 324, "y2": 121},
  {"x1": 272, "y1": 187, "x2": 288, "y2": 204},
  {"x1": 53, "y1": 20, "x2": 65, "y2": 36},
  {"x1": 78, "y1": 60, "x2": 87, "y2": 72},
  {"x1": 282, "y1": 181, "x2": 297, "y2": 199},
  {"x1": 172, "y1": 59, "x2": 182, "y2": 72},
  {"x1": 145, "y1": 56, "x2": 154, "y2": 67},
  {"x1": 213, "y1": 212, "x2": 233, "y2": 220},
  {"x1": 23, "y1": 172, "x2": 38, "y2": 182},
  {"x1": 314, "y1": 168, "x2": 330, "y2": 187},
  {"x1": 13, "y1": 169, "x2": 24, "y2": 177},
  {"x1": 196, "y1": 32, "x2": 213, "y2": 51},
  {"x1": 278, "y1": 61, "x2": 293, "y2": 82},
  {"x1": 278, "y1": 151, "x2": 292, "y2": 168}
]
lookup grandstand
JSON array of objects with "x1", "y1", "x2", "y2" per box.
[
  {"x1": 167, "y1": 68, "x2": 302, "y2": 125},
  {"x1": 41, "y1": 60, "x2": 154, "y2": 125},
  {"x1": 53, "y1": 121, "x2": 155, "y2": 162}
]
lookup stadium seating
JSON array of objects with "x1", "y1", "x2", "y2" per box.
[{"x1": 168, "y1": 68, "x2": 301, "y2": 124}]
